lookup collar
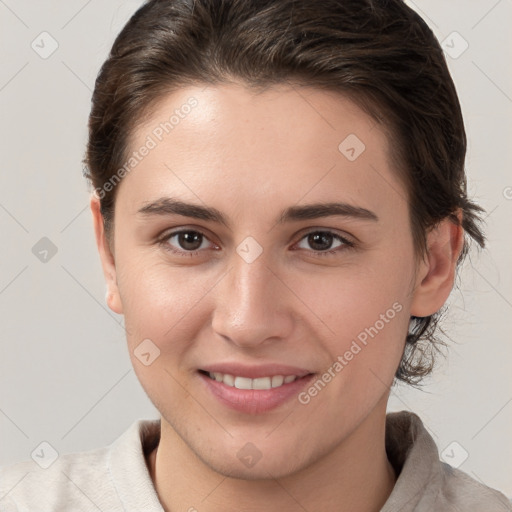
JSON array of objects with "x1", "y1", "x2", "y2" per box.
[
  {"x1": 106, "y1": 411, "x2": 445, "y2": 512},
  {"x1": 381, "y1": 411, "x2": 444, "y2": 511}
]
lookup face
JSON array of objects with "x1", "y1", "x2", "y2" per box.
[{"x1": 93, "y1": 82, "x2": 445, "y2": 479}]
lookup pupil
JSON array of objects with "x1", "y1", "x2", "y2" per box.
[
  {"x1": 179, "y1": 232, "x2": 202, "y2": 250},
  {"x1": 309, "y1": 232, "x2": 332, "y2": 251}
]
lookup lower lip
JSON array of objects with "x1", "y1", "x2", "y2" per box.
[{"x1": 198, "y1": 371, "x2": 316, "y2": 414}]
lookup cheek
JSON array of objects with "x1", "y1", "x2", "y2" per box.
[
  {"x1": 302, "y1": 258, "x2": 413, "y2": 335},
  {"x1": 118, "y1": 262, "x2": 215, "y2": 399},
  {"x1": 297, "y1": 271, "x2": 411, "y2": 420},
  {"x1": 116, "y1": 257, "x2": 215, "y2": 347},
  {"x1": 296, "y1": 251, "x2": 414, "y2": 385}
]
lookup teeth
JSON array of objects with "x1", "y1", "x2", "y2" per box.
[
  {"x1": 271, "y1": 375, "x2": 284, "y2": 387},
  {"x1": 234, "y1": 376, "x2": 253, "y2": 390},
  {"x1": 208, "y1": 372, "x2": 299, "y2": 390},
  {"x1": 223, "y1": 374, "x2": 234, "y2": 387}
]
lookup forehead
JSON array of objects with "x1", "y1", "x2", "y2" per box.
[
  {"x1": 118, "y1": 82, "x2": 406, "y2": 222},
  {"x1": 133, "y1": 81, "x2": 385, "y2": 156}
]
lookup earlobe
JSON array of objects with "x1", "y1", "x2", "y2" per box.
[
  {"x1": 90, "y1": 193, "x2": 124, "y2": 315},
  {"x1": 410, "y1": 213, "x2": 464, "y2": 318}
]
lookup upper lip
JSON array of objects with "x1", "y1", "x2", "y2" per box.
[{"x1": 199, "y1": 363, "x2": 313, "y2": 379}]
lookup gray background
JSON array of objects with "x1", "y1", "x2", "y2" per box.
[{"x1": 1, "y1": 0, "x2": 511, "y2": 499}]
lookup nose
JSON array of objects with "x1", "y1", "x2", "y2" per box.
[{"x1": 211, "y1": 250, "x2": 294, "y2": 349}]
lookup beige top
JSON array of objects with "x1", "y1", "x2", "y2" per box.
[{"x1": 1, "y1": 411, "x2": 510, "y2": 511}]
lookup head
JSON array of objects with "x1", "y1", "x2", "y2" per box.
[{"x1": 85, "y1": 0, "x2": 484, "y2": 479}]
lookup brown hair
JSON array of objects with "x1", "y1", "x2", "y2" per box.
[{"x1": 83, "y1": 0, "x2": 485, "y2": 385}]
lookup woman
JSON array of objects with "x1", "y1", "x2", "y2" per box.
[{"x1": 1, "y1": 0, "x2": 510, "y2": 510}]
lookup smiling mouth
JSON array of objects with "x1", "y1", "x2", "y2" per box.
[{"x1": 198, "y1": 369, "x2": 314, "y2": 390}]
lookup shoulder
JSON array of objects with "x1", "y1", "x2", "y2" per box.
[
  {"x1": 384, "y1": 411, "x2": 512, "y2": 512},
  {"x1": 435, "y1": 462, "x2": 512, "y2": 511},
  {"x1": 0, "y1": 443, "x2": 115, "y2": 512},
  {"x1": 0, "y1": 419, "x2": 160, "y2": 512}
]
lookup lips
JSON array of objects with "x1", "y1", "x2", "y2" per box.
[
  {"x1": 196, "y1": 363, "x2": 316, "y2": 414},
  {"x1": 198, "y1": 369, "x2": 316, "y2": 414}
]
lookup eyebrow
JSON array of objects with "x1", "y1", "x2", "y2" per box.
[{"x1": 136, "y1": 197, "x2": 379, "y2": 227}]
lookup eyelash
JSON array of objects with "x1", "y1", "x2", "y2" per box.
[{"x1": 157, "y1": 229, "x2": 355, "y2": 258}]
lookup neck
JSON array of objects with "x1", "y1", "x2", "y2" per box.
[{"x1": 147, "y1": 403, "x2": 396, "y2": 512}]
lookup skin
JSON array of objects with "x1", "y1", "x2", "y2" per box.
[{"x1": 91, "y1": 82, "x2": 463, "y2": 512}]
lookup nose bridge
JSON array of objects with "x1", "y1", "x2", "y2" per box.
[{"x1": 212, "y1": 249, "x2": 291, "y2": 346}]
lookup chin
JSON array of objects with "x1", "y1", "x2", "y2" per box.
[
  {"x1": 205, "y1": 458, "x2": 302, "y2": 481},
  {"x1": 194, "y1": 440, "x2": 312, "y2": 481}
]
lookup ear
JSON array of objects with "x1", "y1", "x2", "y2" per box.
[
  {"x1": 410, "y1": 211, "x2": 464, "y2": 317},
  {"x1": 90, "y1": 193, "x2": 123, "y2": 315}
]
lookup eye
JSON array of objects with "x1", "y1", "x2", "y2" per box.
[
  {"x1": 294, "y1": 230, "x2": 354, "y2": 256},
  {"x1": 159, "y1": 229, "x2": 215, "y2": 256},
  {"x1": 158, "y1": 228, "x2": 355, "y2": 258}
]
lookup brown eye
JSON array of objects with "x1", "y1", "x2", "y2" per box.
[
  {"x1": 307, "y1": 232, "x2": 337, "y2": 251},
  {"x1": 160, "y1": 230, "x2": 213, "y2": 256},
  {"x1": 175, "y1": 231, "x2": 204, "y2": 251},
  {"x1": 295, "y1": 230, "x2": 354, "y2": 256}
]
